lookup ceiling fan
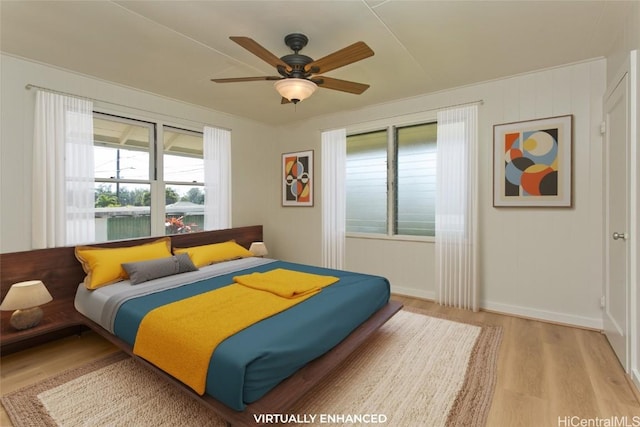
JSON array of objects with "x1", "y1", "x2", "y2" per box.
[{"x1": 211, "y1": 33, "x2": 374, "y2": 104}]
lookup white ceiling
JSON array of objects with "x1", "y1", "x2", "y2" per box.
[{"x1": 0, "y1": 1, "x2": 632, "y2": 126}]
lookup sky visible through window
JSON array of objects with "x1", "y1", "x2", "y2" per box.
[{"x1": 94, "y1": 146, "x2": 204, "y2": 199}]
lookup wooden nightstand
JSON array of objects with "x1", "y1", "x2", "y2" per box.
[{"x1": 0, "y1": 299, "x2": 85, "y2": 355}]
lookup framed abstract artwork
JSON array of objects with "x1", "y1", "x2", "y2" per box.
[
  {"x1": 282, "y1": 150, "x2": 313, "y2": 206},
  {"x1": 493, "y1": 115, "x2": 573, "y2": 207}
]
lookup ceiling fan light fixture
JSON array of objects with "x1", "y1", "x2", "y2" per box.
[{"x1": 274, "y1": 78, "x2": 318, "y2": 104}]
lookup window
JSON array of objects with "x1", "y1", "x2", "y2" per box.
[
  {"x1": 345, "y1": 130, "x2": 387, "y2": 234},
  {"x1": 346, "y1": 121, "x2": 437, "y2": 237},
  {"x1": 92, "y1": 113, "x2": 204, "y2": 242},
  {"x1": 163, "y1": 126, "x2": 204, "y2": 234},
  {"x1": 396, "y1": 123, "x2": 437, "y2": 236},
  {"x1": 93, "y1": 113, "x2": 153, "y2": 241}
]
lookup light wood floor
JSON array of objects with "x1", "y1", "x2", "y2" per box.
[{"x1": 1, "y1": 296, "x2": 639, "y2": 426}]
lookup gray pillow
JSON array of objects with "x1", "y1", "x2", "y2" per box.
[{"x1": 122, "y1": 253, "x2": 198, "y2": 285}]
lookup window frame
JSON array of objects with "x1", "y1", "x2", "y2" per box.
[
  {"x1": 345, "y1": 111, "x2": 437, "y2": 243},
  {"x1": 162, "y1": 125, "x2": 205, "y2": 190},
  {"x1": 92, "y1": 109, "x2": 206, "y2": 241},
  {"x1": 161, "y1": 125, "x2": 205, "y2": 235}
]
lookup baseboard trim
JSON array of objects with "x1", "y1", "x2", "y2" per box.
[
  {"x1": 390, "y1": 285, "x2": 434, "y2": 301},
  {"x1": 631, "y1": 368, "x2": 640, "y2": 401},
  {"x1": 480, "y1": 300, "x2": 603, "y2": 330},
  {"x1": 389, "y1": 289, "x2": 603, "y2": 329}
]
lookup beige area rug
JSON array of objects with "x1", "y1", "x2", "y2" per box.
[{"x1": 1, "y1": 308, "x2": 502, "y2": 427}]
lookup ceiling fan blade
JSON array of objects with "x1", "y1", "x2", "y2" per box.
[
  {"x1": 281, "y1": 97, "x2": 292, "y2": 104},
  {"x1": 304, "y1": 41, "x2": 374, "y2": 74},
  {"x1": 229, "y1": 36, "x2": 292, "y2": 72},
  {"x1": 211, "y1": 76, "x2": 282, "y2": 83},
  {"x1": 315, "y1": 76, "x2": 370, "y2": 94}
]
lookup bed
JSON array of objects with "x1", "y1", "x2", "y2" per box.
[{"x1": 1, "y1": 226, "x2": 402, "y2": 426}]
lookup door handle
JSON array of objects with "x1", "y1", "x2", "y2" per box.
[{"x1": 612, "y1": 232, "x2": 627, "y2": 241}]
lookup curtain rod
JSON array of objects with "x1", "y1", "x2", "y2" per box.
[
  {"x1": 25, "y1": 83, "x2": 96, "y2": 102},
  {"x1": 319, "y1": 98, "x2": 484, "y2": 133},
  {"x1": 383, "y1": 98, "x2": 485, "y2": 115},
  {"x1": 24, "y1": 83, "x2": 230, "y2": 131},
  {"x1": 440, "y1": 99, "x2": 484, "y2": 109}
]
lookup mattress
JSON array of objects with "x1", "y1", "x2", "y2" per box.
[{"x1": 75, "y1": 257, "x2": 390, "y2": 410}]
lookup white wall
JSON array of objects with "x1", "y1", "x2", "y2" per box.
[
  {"x1": 0, "y1": 54, "x2": 276, "y2": 253},
  {"x1": 272, "y1": 59, "x2": 607, "y2": 329}
]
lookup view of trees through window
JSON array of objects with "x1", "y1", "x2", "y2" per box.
[{"x1": 94, "y1": 185, "x2": 204, "y2": 208}]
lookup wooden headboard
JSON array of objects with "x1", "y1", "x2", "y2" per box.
[
  {"x1": 0, "y1": 225, "x2": 263, "y2": 303},
  {"x1": 0, "y1": 225, "x2": 262, "y2": 353}
]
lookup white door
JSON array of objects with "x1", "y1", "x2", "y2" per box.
[{"x1": 603, "y1": 69, "x2": 630, "y2": 371}]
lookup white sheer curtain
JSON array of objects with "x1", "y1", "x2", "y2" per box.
[
  {"x1": 435, "y1": 104, "x2": 479, "y2": 311},
  {"x1": 321, "y1": 128, "x2": 347, "y2": 269},
  {"x1": 203, "y1": 126, "x2": 231, "y2": 230},
  {"x1": 32, "y1": 90, "x2": 94, "y2": 248}
]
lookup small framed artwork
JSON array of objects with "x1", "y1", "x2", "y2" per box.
[
  {"x1": 493, "y1": 115, "x2": 573, "y2": 207},
  {"x1": 282, "y1": 150, "x2": 313, "y2": 206}
]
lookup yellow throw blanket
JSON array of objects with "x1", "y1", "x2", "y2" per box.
[
  {"x1": 133, "y1": 269, "x2": 339, "y2": 395},
  {"x1": 233, "y1": 268, "x2": 339, "y2": 298}
]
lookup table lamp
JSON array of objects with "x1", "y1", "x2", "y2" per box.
[
  {"x1": 0, "y1": 280, "x2": 53, "y2": 330},
  {"x1": 249, "y1": 242, "x2": 269, "y2": 257}
]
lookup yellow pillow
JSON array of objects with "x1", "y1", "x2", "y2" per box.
[
  {"x1": 75, "y1": 237, "x2": 172, "y2": 290},
  {"x1": 174, "y1": 240, "x2": 253, "y2": 268}
]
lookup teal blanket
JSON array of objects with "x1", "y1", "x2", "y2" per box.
[{"x1": 114, "y1": 261, "x2": 390, "y2": 410}]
